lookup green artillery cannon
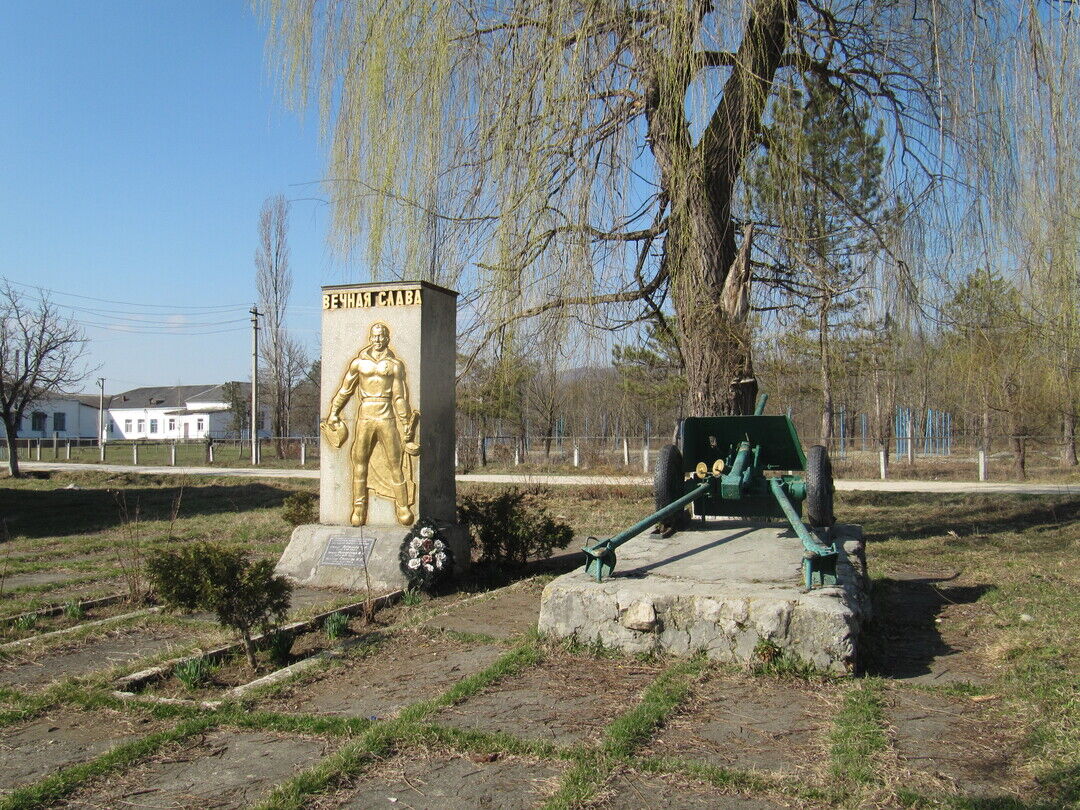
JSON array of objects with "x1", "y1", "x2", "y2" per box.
[{"x1": 582, "y1": 394, "x2": 838, "y2": 590}]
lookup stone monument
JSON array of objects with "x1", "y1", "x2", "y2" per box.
[{"x1": 276, "y1": 280, "x2": 468, "y2": 593}]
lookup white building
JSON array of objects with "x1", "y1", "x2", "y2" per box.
[
  {"x1": 14, "y1": 395, "x2": 102, "y2": 440},
  {"x1": 106, "y1": 383, "x2": 270, "y2": 441}
]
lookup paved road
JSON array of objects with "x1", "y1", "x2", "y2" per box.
[{"x1": 15, "y1": 461, "x2": 1080, "y2": 495}]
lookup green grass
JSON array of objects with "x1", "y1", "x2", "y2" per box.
[
  {"x1": 322, "y1": 611, "x2": 349, "y2": 640},
  {"x1": 602, "y1": 655, "x2": 705, "y2": 758},
  {"x1": 397, "y1": 639, "x2": 543, "y2": 723},
  {"x1": 829, "y1": 678, "x2": 888, "y2": 786},
  {"x1": 1, "y1": 480, "x2": 1077, "y2": 809},
  {"x1": 0, "y1": 715, "x2": 217, "y2": 810},
  {"x1": 251, "y1": 728, "x2": 393, "y2": 810}
]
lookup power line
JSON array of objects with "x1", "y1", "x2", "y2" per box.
[
  {"x1": 79, "y1": 322, "x2": 248, "y2": 335},
  {"x1": 1, "y1": 275, "x2": 249, "y2": 311}
]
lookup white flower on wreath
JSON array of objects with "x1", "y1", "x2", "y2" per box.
[
  {"x1": 433, "y1": 540, "x2": 445, "y2": 551},
  {"x1": 423, "y1": 563, "x2": 434, "y2": 571},
  {"x1": 420, "y1": 526, "x2": 434, "y2": 538},
  {"x1": 407, "y1": 558, "x2": 421, "y2": 569}
]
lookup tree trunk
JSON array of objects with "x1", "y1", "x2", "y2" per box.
[
  {"x1": 3, "y1": 417, "x2": 20, "y2": 478},
  {"x1": 1008, "y1": 413, "x2": 1027, "y2": 480},
  {"x1": 1063, "y1": 410, "x2": 1077, "y2": 467},
  {"x1": 667, "y1": 203, "x2": 758, "y2": 416},
  {"x1": 242, "y1": 631, "x2": 257, "y2": 670},
  {"x1": 819, "y1": 302, "x2": 833, "y2": 447},
  {"x1": 647, "y1": 0, "x2": 795, "y2": 416}
]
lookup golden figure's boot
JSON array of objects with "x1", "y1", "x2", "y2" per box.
[
  {"x1": 393, "y1": 483, "x2": 414, "y2": 526},
  {"x1": 351, "y1": 497, "x2": 367, "y2": 527}
]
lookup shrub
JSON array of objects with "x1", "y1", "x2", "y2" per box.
[
  {"x1": 174, "y1": 657, "x2": 213, "y2": 690},
  {"x1": 267, "y1": 630, "x2": 294, "y2": 666},
  {"x1": 147, "y1": 542, "x2": 292, "y2": 669},
  {"x1": 323, "y1": 611, "x2": 349, "y2": 640},
  {"x1": 13, "y1": 613, "x2": 36, "y2": 631},
  {"x1": 62, "y1": 600, "x2": 85, "y2": 620},
  {"x1": 458, "y1": 488, "x2": 574, "y2": 568},
  {"x1": 281, "y1": 492, "x2": 317, "y2": 527}
]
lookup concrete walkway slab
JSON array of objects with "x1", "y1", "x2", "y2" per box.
[{"x1": 537, "y1": 522, "x2": 868, "y2": 673}]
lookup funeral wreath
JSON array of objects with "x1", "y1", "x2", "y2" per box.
[{"x1": 399, "y1": 518, "x2": 452, "y2": 590}]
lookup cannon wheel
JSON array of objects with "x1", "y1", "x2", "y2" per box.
[
  {"x1": 805, "y1": 445, "x2": 835, "y2": 527},
  {"x1": 654, "y1": 444, "x2": 685, "y2": 537}
]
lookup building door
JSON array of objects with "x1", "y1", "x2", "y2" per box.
[{"x1": 183, "y1": 423, "x2": 189, "y2": 439}]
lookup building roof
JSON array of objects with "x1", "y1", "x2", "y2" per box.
[
  {"x1": 72, "y1": 394, "x2": 108, "y2": 409},
  {"x1": 25, "y1": 393, "x2": 107, "y2": 410},
  {"x1": 187, "y1": 382, "x2": 250, "y2": 403},
  {"x1": 111, "y1": 383, "x2": 249, "y2": 409}
]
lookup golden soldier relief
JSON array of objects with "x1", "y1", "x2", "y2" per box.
[{"x1": 320, "y1": 322, "x2": 420, "y2": 526}]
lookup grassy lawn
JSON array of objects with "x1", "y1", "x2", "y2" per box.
[
  {"x1": 0, "y1": 470, "x2": 1076, "y2": 808},
  {"x1": 0, "y1": 471, "x2": 314, "y2": 617}
]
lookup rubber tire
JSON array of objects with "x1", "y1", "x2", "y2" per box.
[
  {"x1": 654, "y1": 444, "x2": 685, "y2": 536},
  {"x1": 804, "y1": 445, "x2": 835, "y2": 528}
]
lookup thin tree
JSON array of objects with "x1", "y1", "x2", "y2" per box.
[
  {"x1": 0, "y1": 283, "x2": 87, "y2": 477},
  {"x1": 255, "y1": 194, "x2": 305, "y2": 457}
]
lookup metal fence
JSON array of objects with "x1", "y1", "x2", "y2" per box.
[
  {"x1": 459, "y1": 430, "x2": 1076, "y2": 479},
  {"x1": 3, "y1": 430, "x2": 1073, "y2": 480},
  {"x1": 0, "y1": 437, "x2": 321, "y2": 468}
]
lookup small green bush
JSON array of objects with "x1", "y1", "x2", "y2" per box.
[
  {"x1": 750, "y1": 638, "x2": 824, "y2": 680},
  {"x1": 63, "y1": 600, "x2": 85, "y2": 620},
  {"x1": 147, "y1": 542, "x2": 292, "y2": 669},
  {"x1": 324, "y1": 611, "x2": 349, "y2": 640},
  {"x1": 458, "y1": 488, "x2": 574, "y2": 568},
  {"x1": 281, "y1": 492, "x2": 317, "y2": 527},
  {"x1": 13, "y1": 613, "x2": 36, "y2": 631},
  {"x1": 267, "y1": 630, "x2": 293, "y2": 666},
  {"x1": 174, "y1": 657, "x2": 213, "y2": 690},
  {"x1": 402, "y1": 589, "x2": 423, "y2": 607}
]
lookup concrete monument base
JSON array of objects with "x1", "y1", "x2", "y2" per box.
[
  {"x1": 276, "y1": 523, "x2": 470, "y2": 594},
  {"x1": 537, "y1": 522, "x2": 869, "y2": 674}
]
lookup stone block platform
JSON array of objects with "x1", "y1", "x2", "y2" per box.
[{"x1": 537, "y1": 521, "x2": 869, "y2": 674}]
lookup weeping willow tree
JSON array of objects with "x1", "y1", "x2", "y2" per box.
[
  {"x1": 260, "y1": 0, "x2": 970, "y2": 414},
  {"x1": 1007, "y1": 10, "x2": 1080, "y2": 465}
]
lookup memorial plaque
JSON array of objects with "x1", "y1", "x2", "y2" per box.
[{"x1": 320, "y1": 535, "x2": 376, "y2": 568}]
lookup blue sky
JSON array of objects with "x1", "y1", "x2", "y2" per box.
[{"x1": 1, "y1": 2, "x2": 346, "y2": 392}]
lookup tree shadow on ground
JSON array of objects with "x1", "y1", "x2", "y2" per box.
[
  {"x1": 438, "y1": 546, "x2": 585, "y2": 595},
  {"x1": 839, "y1": 492, "x2": 1080, "y2": 545},
  {"x1": 863, "y1": 573, "x2": 996, "y2": 679},
  {"x1": 0, "y1": 480, "x2": 294, "y2": 540}
]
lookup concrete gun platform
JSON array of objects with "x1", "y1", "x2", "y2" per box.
[{"x1": 538, "y1": 521, "x2": 869, "y2": 674}]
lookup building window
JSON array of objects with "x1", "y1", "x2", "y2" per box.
[
  {"x1": 168, "y1": 419, "x2": 176, "y2": 431},
  {"x1": 137, "y1": 419, "x2": 145, "y2": 432},
  {"x1": 149, "y1": 419, "x2": 158, "y2": 434},
  {"x1": 196, "y1": 418, "x2": 205, "y2": 432},
  {"x1": 256, "y1": 412, "x2": 265, "y2": 430},
  {"x1": 124, "y1": 419, "x2": 132, "y2": 433},
  {"x1": 31, "y1": 412, "x2": 47, "y2": 431},
  {"x1": 53, "y1": 412, "x2": 66, "y2": 432}
]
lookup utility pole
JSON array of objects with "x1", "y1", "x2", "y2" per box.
[
  {"x1": 97, "y1": 378, "x2": 106, "y2": 445},
  {"x1": 250, "y1": 305, "x2": 260, "y2": 465}
]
